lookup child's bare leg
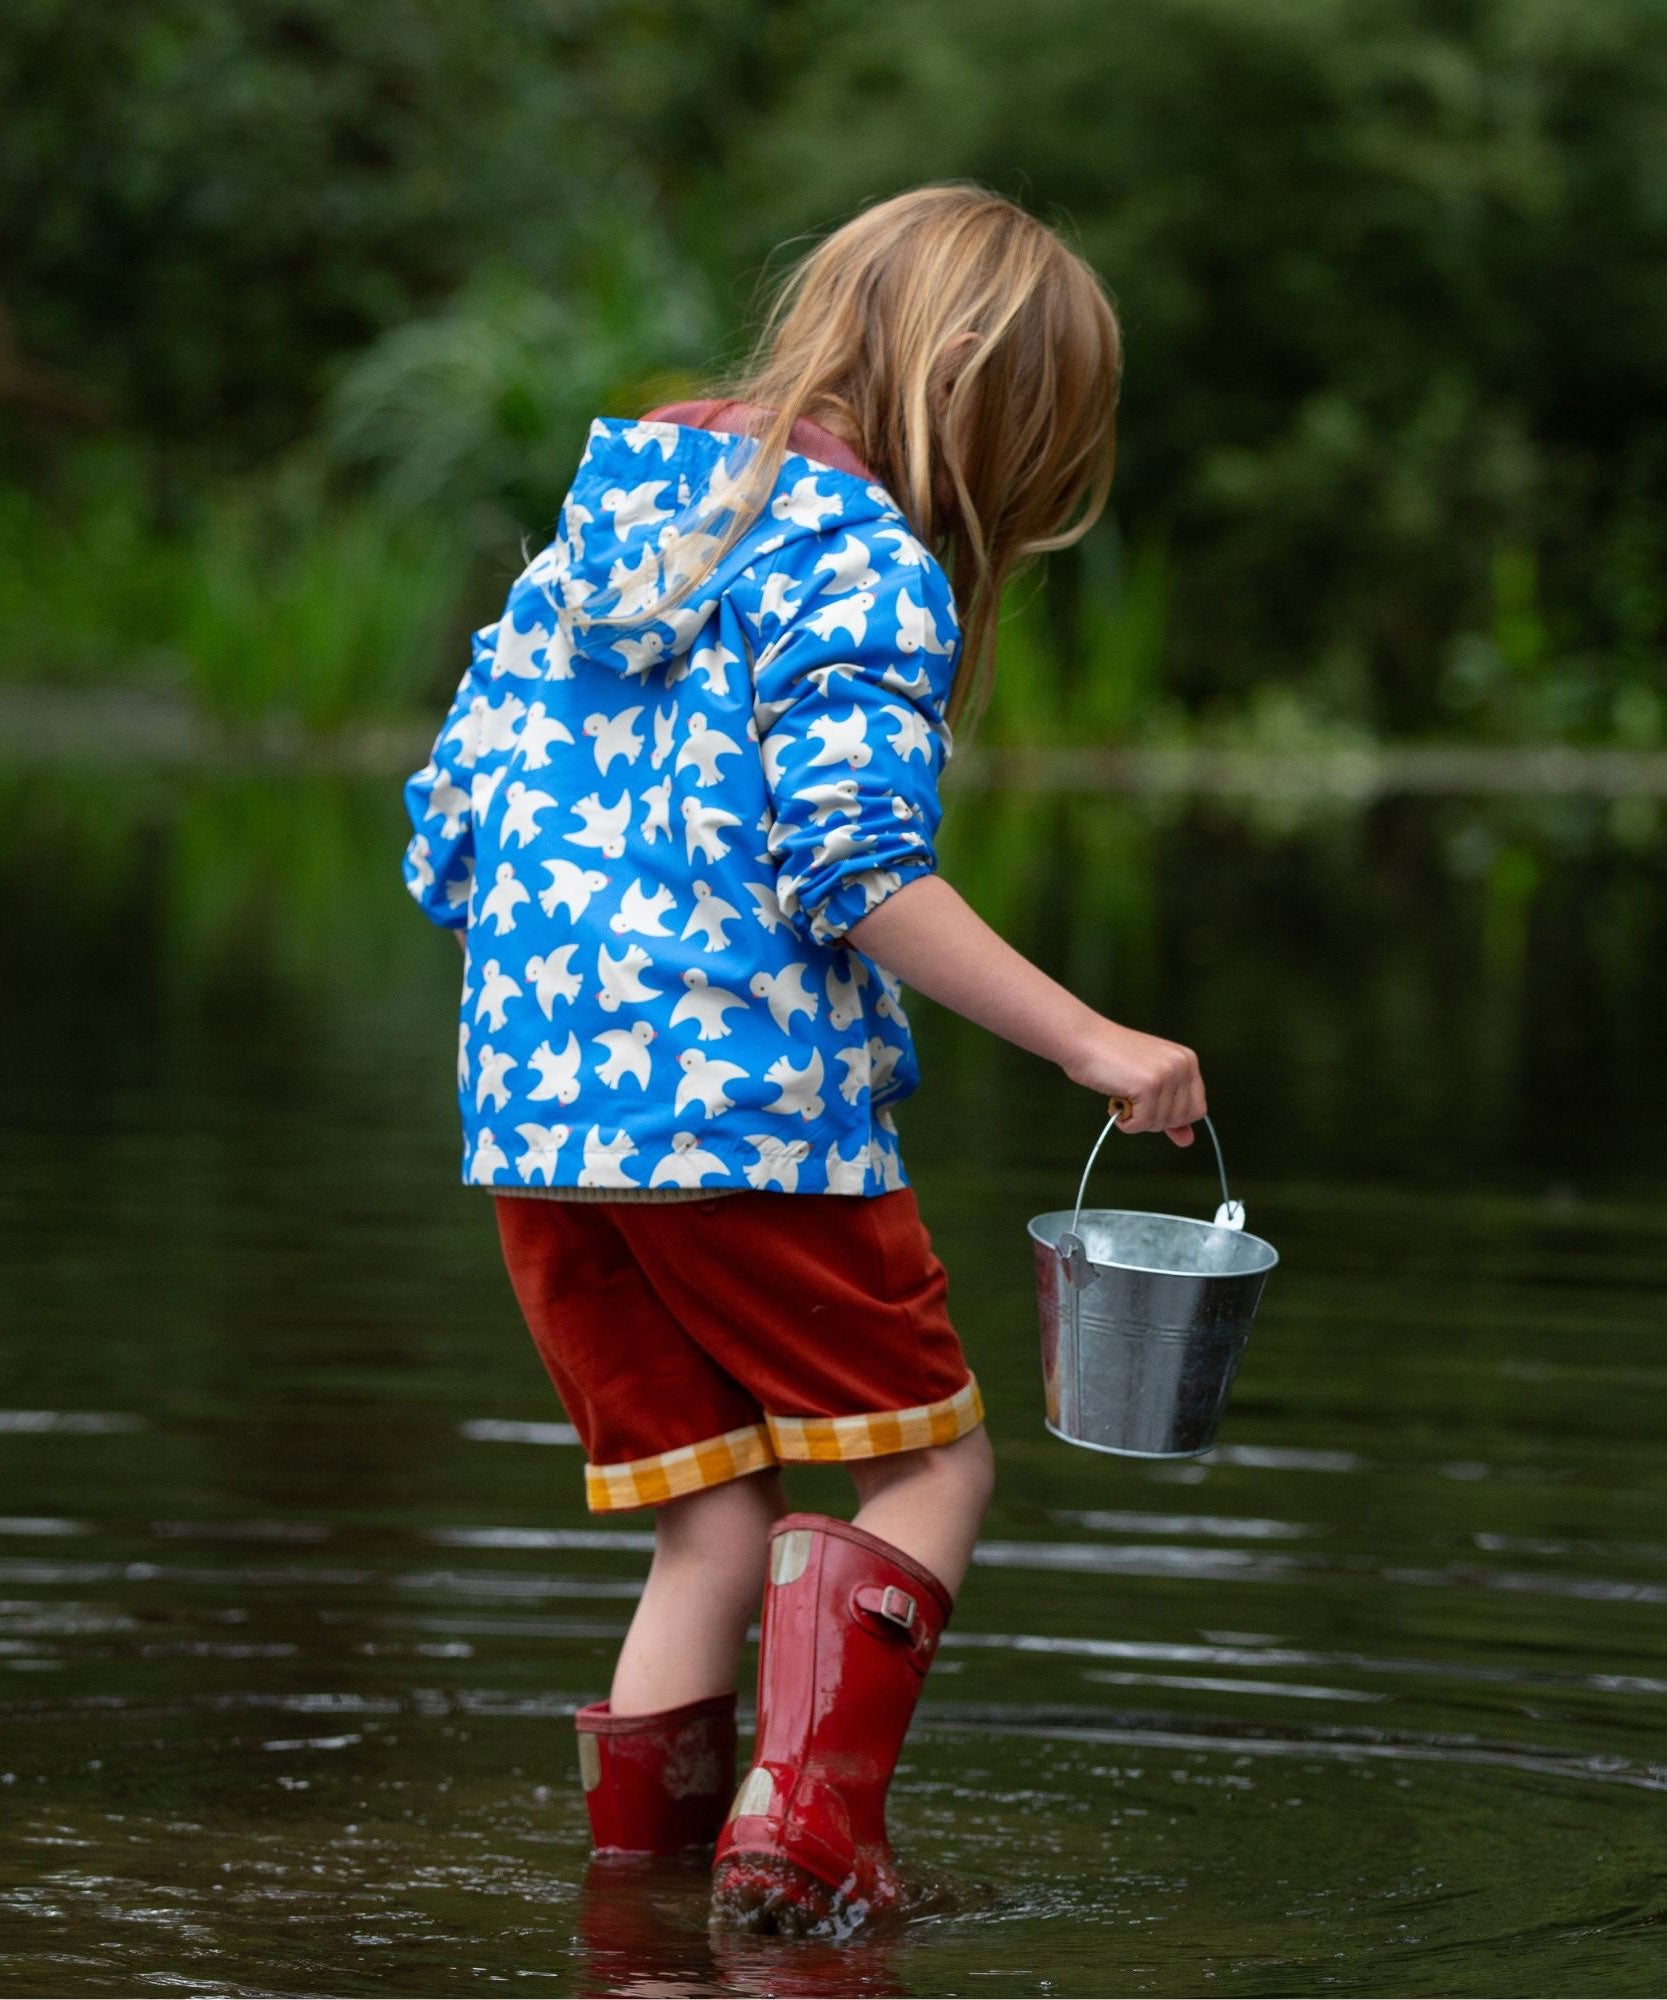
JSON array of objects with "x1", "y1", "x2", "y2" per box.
[
  {"x1": 610, "y1": 1467, "x2": 786, "y2": 1714},
  {"x1": 848, "y1": 1423, "x2": 995, "y2": 1597}
]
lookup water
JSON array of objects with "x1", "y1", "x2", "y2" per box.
[{"x1": 2, "y1": 774, "x2": 1665, "y2": 1995}]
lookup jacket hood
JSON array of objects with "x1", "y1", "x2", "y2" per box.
[{"x1": 549, "y1": 416, "x2": 900, "y2": 680}]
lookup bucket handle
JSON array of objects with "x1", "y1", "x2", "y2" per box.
[{"x1": 1061, "y1": 1104, "x2": 1244, "y2": 1288}]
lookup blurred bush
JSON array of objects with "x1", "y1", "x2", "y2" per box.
[{"x1": 0, "y1": 0, "x2": 1662, "y2": 742}]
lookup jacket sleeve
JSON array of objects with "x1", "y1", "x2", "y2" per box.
[
  {"x1": 750, "y1": 535, "x2": 960, "y2": 948},
  {"x1": 400, "y1": 620, "x2": 497, "y2": 929}
]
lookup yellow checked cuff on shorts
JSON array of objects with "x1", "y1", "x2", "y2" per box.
[
  {"x1": 583, "y1": 1377, "x2": 985, "y2": 1512},
  {"x1": 766, "y1": 1377, "x2": 984, "y2": 1463}
]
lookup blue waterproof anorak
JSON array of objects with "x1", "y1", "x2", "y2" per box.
[{"x1": 401, "y1": 414, "x2": 961, "y2": 1195}]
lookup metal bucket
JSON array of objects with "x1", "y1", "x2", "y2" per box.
[{"x1": 1029, "y1": 1111, "x2": 1278, "y2": 1458}]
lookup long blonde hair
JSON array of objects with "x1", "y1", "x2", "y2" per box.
[{"x1": 597, "y1": 185, "x2": 1123, "y2": 735}]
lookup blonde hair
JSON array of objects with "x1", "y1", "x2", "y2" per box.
[{"x1": 593, "y1": 185, "x2": 1123, "y2": 735}]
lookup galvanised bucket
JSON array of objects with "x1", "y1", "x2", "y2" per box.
[{"x1": 1029, "y1": 1110, "x2": 1277, "y2": 1459}]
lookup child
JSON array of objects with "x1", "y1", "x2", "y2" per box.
[{"x1": 401, "y1": 183, "x2": 1206, "y2": 1931}]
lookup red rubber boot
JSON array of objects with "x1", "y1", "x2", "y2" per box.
[
  {"x1": 711, "y1": 1512, "x2": 952, "y2": 1933},
  {"x1": 575, "y1": 1692, "x2": 737, "y2": 1854}
]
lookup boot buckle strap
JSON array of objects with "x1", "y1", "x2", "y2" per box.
[{"x1": 855, "y1": 1582, "x2": 922, "y2": 1645}]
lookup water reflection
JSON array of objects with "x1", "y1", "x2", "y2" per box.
[{"x1": 1, "y1": 775, "x2": 1664, "y2": 1994}]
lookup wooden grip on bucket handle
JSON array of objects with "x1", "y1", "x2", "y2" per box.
[{"x1": 1105, "y1": 1096, "x2": 1133, "y2": 1124}]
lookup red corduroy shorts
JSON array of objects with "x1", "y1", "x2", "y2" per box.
[{"x1": 493, "y1": 1189, "x2": 983, "y2": 1512}]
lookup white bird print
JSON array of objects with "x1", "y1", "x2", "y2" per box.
[
  {"x1": 542, "y1": 619, "x2": 577, "y2": 679},
  {"x1": 601, "y1": 481, "x2": 672, "y2": 536},
  {"x1": 516, "y1": 703, "x2": 575, "y2": 769},
  {"x1": 490, "y1": 613, "x2": 550, "y2": 681},
  {"x1": 456, "y1": 1020, "x2": 471, "y2": 1090},
  {"x1": 610, "y1": 879, "x2": 677, "y2": 937},
  {"x1": 681, "y1": 879, "x2": 741, "y2": 952},
  {"x1": 669, "y1": 968, "x2": 749, "y2": 1041},
  {"x1": 583, "y1": 708, "x2": 645, "y2": 775},
  {"x1": 771, "y1": 476, "x2": 843, "y2": 531},
  {"x1": 565, "y1": 791, "x2": 632, "y2": 858},
  {"x1": 896, "y1": 587, "x2": 954, "y2": 656},
  {"x1": 795, "y1": 778, "x2": 861, "y2": 823},
  {"x1": 760, "y1": 730, "x2": 797, "y2": 788},
  {"x1": 743, "y1": 1134, "x2": 812, "y2": 1192},
  {"x1": 874, "y1": 524, "x2": 930, "y2": 566},
  {"x1": 468, "y1": 1128, "x2": 510, "y2": 1185},
  {"x1": 853, "y1": 867, "x2": 904, "y2": 916},
  {"x1": 474, "y1": 693, "x2": 527, "y2": 756},
  {"x1": 813, "y1": 534, "x2": 880, "y2": 594},
  {"x1": 835, "y1": 1042, "x2": 871, "y2": 1104},
  {"x1": 563, "y1": 498, "x2": 594, "y2": 553},
  {"x1": 751, "y1": 676, "x2": 795, "y2": 732},
  {"x1": 674, "y1": 714, "x2": 744, "y2": 787},
  {"x1": 593, "y1": 1021, "x2": 655, "y2": 1090},
  {"x1": 872, "y1": 1132, "x2": 907, "y2": 1191},
  {"x1": 683, "y1": 796, "x2": 742, "y2": 864},
  {"x1": 879, "y1": 703, "x2": 934, "y2": 762},
  {"x1": 527, "y1": 1032, "x2": 582, "y2": 1104},
  {"x1": 538, "y1": 860, "x2": 609, "y2": 921},
  {"x1": 814, "y1": 824, "x2": 875, "y2": 869},
  {"x1": 872, "y1": 965, "x2": 909, "y2": 1024},
  {"x1": 880, "y1": 661, "x2": 933, "y2": 702},
  {"x1": 514, "y1": 1122, "x2": 569, "y2": 1184},
  {"x1": 474, "y1": 959, "x2": 523, "y2": 1032},
  {"x1": 606, "y1": 543, "x2": 662, "y2": 618},
  {"x1": 703, "y1": 456, "x2": 751, "y2": 516},
  {"x1": 806, "y1": 707, "x2": 872, "y2": 769},
  {"x1": 609, "y1": 631, "x2": 665, "y2": 677},
  {"x1": 867, "y1": 1036, "x2": 904, "y2": 1096},
  {"x1": 622, "y1": 420, "x2": 678, "y2": 459},
  {"x1": 525, "y1": 944, "x2": 582, "y2": 1014},
  {"x1": 475, "y1": 1043, "x2": 518, "y2": 1113},
  {"x1": 658, "y1": 524, "x2": 724, "y2": 595},
  {"x1": 425, "y1": 776, "x2": 470, "y2": 839},
  {"x1": 649, "y1": 1132, "x2": 729, "y2": 1189},
  {"x1": 442, "y1": 701, "x2": 485, "y2": 769},
  {"x1": 825, "y1": 959, "x2": 863, "y2": 1032},
  {"x1": 675, "y1": 1048, "x2": 749, "y2": 1116},
  {"x1": 758, "y1": 571, "x2": 802, "y2": 625},
  {"x1": 762, "y1": 1048, "x2": 825, "y2": 1121},
  {"x1": 596, "y1": 942, "x2": 658, "y2": 1013},
  {"x1": 804, "y1": 592, "x2": 873, "y2": 645},
  {"x1": 640, "y1": 775, "x2": 674, "y2": 846},
  {"x1": 407, "y1": 836, "x2": 434, "y2": 894},
  {"x1": 746, "y1": 878, "x2": 787, "y2": 934},
  {"x1": 479, "y1": 864, "x2": 531, "y2": 935},
  {"x1": 470, "y1": 765, "x2": 506, "y2": 823},
  {"x1": 659, "y1": 594, "x2": 719, "y2": 651},
  {"x1": 579, "y1": 1126, "x2": 639, "y2": 1189},
  {"x1": 749, "y1": 962, "x2": 818, "y2": 1034},
  {"x1": 499, "y1": 781, "x2": 559, "y2": 847},
  {"x1": 687, "y1": 641, "x2": 739, "y2": 696},
  {"x1": 805, "y1": 660, "x2": 862, "y2": 700},
  {"x1": 650, "y1": 700, "x2": 678, "y2": 770},
  {"x1": 445, "y1": 861, "x2": 474, "y2": 913},
  {"x1": 825, "y1": 1139, "x2": 869, "y2": 1194}
]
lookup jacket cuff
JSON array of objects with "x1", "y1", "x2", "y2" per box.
[{"x1": 791, "y1": 854, "x2": 936, "y2": 947}]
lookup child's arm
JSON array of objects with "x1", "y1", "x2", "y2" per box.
[{"x1": 848, "y1": 873, "x2": 1204, "y2": 1146}]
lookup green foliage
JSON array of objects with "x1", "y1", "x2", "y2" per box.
[
  {"x1": 0, "y1": 0, "x2": 1663, "y2": 740},
  {"x1": 323, "y1": 251, "x2": 719, "y2": 535},
  {"x1": 0, "y1": 449, "x2": 466, "y2": 726}
]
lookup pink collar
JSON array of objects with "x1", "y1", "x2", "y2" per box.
[{"x1": 642, "y1": 399, "x2": 876, "y2": 485}]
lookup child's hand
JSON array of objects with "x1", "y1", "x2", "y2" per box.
[{"x1": 1062, "y1": 1020, "x2": 1206, "y2": 1148}]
